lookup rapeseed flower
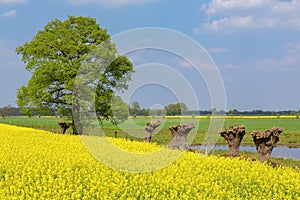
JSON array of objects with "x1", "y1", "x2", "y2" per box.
[{"x1": 0, "y1": 124, "x2": 299, "y2": 199}]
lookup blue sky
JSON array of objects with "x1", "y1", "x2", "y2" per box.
[{"x1": 1, "y1": 0, "x2": 300, "y2": 111}]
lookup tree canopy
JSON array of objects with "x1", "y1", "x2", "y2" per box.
[
  {"x1": 16, "y1": 16, "x2": 134, "y2": 134},
  {"x1": 164, "y1": 102, "x2": 188, "y2": 116}
]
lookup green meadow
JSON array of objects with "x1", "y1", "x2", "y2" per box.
[
  {"x1": 1, "y1": 116, "x2": 299, "y2": 146},
  {"x1": 1, "y1": 116, "x2": 300, "y2": 167}
]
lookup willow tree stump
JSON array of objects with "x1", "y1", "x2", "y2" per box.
[
  {"x1": 251, "y1": 127, "x2": 283, "y2": 162},
  {"x1": 169, "y1": 123, "x2": 195, "y2": 150},
  {"x1": 144, "y1": 121, "x2": 161, "y2": 142},
  {"x1": 219, "y1": 125, "x2": 246, "y2": 157},
  {"x1": 169, "y1": 125, "x2": 180, "y2": 150},
  {"x1": 58, "y1": 121, "x2": 71, "y2": 134}
]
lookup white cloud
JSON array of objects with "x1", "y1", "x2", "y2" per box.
[
  {"x1": 280, "y1": 55, "x2": 300, "y2": 66},
  {"x1": 69, "y1": 0, "x2": 156, "y2": 7},
  {"x1": 198, "y1": 0, "x2": 300, "y2": 33},
  {"x1": 272, "y1": 0, "x2": 300, "y2": 13},
  {"x1": 0, "y1": 0, "x2": 26, "y2": 4},
  {"x1": 201, "y1": 0, "x2": 269, "y2": 15},
  {"x1": 255, "y1": 42, "x2": 300, "y2": 71},
  {"x1": 201, "y1": 16, "x2": 253, "y2": 32},
  {"x1": 178, "y1": 60, "x2": 193, "y2": 68},
  {"x1": 1, "y1": 10, "x2": 17, "y2": 18}
]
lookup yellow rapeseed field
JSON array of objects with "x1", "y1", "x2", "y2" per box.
[{"x1": 0, "y1": 124, "x2": 299, "y2": 199}]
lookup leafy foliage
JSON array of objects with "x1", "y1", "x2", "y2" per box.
[
  {"x1": 164, "y1": 102, "x2": 188, "y2": 116},
  {"x1": 16, "y1": 16, "x2": 133, "y2": 133}
]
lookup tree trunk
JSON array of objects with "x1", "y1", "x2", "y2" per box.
[
  {"x1": 143, "y1": 121, "x2": 161, "y2": 142},
  {"x1": 228, "y1": 138, "x2": 240, "y2": 157},
  {"x1": 72, "y1": 100, "x2": 82, "y2": 135},
  {"x1": 178, "y1": 132, "x2": 188, "y2": 150},
  {"x1": 256, "y1": 141, "x2": 272, "y2": 162},
  {"x1": 144, "y1": 126, "x2": 153, "y2": 142},
  {"x1": 58, "y1": 121, "x2": 70, "y2": 134},
  {"x1": 169, "y1": 125, "x2": 179, "y2": 149},
  {"x1": 169, "y1": 123, "x2": 195, "y2": 150},
  {"x1": 251, "y1": 127, "x2": 283, "y2": 162},
  {"x1": 71, "y1": 117, "x2": 83, "y2": 135},
  {"x1": 219, "y1": 125, "x2": 246, "y2": 157},
  {"x1": 172, "y1": 134, "x2": 179, "y2": 149}
]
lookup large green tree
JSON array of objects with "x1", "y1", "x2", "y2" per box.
[
  {"x1": 164, "y1": 102, "x2": 188, "y2": 116},
  {"x1": 16, "y1": 16, "x2": 133, "y2": 134}
]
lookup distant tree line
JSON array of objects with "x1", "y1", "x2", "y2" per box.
[
  {"x1": 129, "y1": 102, "x2": 189, "y2": 116},
  {"x1": 0, "y1": 105, "x2": 21, "y2": 118},
  {"x1": 6, "y1": 101, "x2": 296, "y2": 117},
  {"x1": 1, "y1": 104, "x2": 300, "y2": 118},
  {"x1": 128, "y1": 102, "x2": 300, "y2": 116},
  {"x1": 185, "y1": 109, "x2": 300, "y2": 116}
]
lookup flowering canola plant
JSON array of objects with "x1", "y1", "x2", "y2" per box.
[{"x1": 0, "y1": 124, "x2": 299, "y2": 199}]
